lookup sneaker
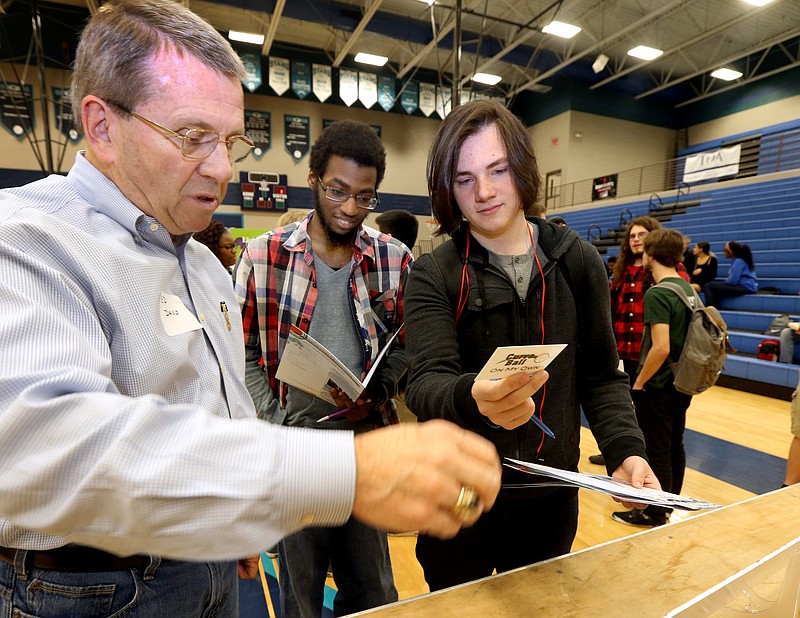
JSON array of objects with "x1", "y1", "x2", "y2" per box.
[
  {"x1": 588, "y1": 453, "x2": 605, "y2": 465},
  {"x1": 611, "y1": 510, "x2": 666, "y2": 527}
]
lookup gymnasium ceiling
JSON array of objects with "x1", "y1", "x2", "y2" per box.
[{"x1": 1, "y1": 0, "x2": 799, "y2": 109}]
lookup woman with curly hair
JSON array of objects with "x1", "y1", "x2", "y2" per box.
[{"x1": 193, "y1": 220, "x2": 237, "y2": 271}]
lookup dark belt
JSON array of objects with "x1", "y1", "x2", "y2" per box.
[{"x1": 0, "y1": 544, "x2": 151, "y2": 572}]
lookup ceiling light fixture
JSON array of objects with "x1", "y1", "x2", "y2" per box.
[
  {"x1": 592, "y1": 53, "x2": 609, "y2": 74},
  {"x1": 228, "y1": 30, "x2": 265, "y2": 45},
  {"x1": 627, "y1": 45, "x2": 663, "y2": 61},
  {"x1": 542, "y1": 21, "x2": 581, "y2": 39},
  {"x1": 472, "y1": 73, "x2": 502, "y2": 85},
  {"x1": 418, "y1": 0, "x2": 435, "y2": 4},
  {"x1": 711, "y1": 68, "x2": 743, "y2": 81},
  {"x1": 742, "y1": 0, "x2": 773, "y2": 6},
  {"x1": 354, "y1": 52, "x2": 388, "y2": 67}
]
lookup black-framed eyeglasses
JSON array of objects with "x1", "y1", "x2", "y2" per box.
[
  {"x1": 220, "y1": 243, "x2": 237, "y2": 250},
  {"x1": 317, "y1": 179, "x2": 380, "y2": 210},
  {"x1": 108, "y1": 101, "x2": 255, "y2": 163}
]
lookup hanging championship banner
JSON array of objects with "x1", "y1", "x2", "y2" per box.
[
  {"x1": 378, "y1": 75, "x2": 395, "y2": 112},
  {"x1": 291, "y1": 61, "x2": 311, "y2": 99},
  {"x1": 419, "y1": 82, "x2": 436, "y2": 117},
  {"x1": 244, "y1": 110, "x2": 271, "y2": 159},
  {"x1": 240, "y1": 51, "x2": 262, "y2": 93},
  {"x1": 400, "y1": 81, "x2": 418, "y2": 115},
  {"x1": 339, "y1": 69, "x2": 358, "y2": 106},
  {"x1": 358, "y1": 72, "x2": 378, "y2": 109},
  {"x1": 436, "y1": 86, "x2": 452, "y2": 119},
  {"x1": 284, "y1": 114, "x2": 310, "y2": 160},
  {"x1": 0, "y1": 82, "x2": 34, "y2": 139},
  {"x1": 313, "y1": 64, "x2": 332, "y2": 102},
  {"x1": 269, "y1": 57, "x2": 290, "y2": 96},
  {"x1": 52, "y1": 87, "x2": 80, "y2": 144}
]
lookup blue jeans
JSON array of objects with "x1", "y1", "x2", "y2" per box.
[
  {"x1": 278, "y1": 516, "x2": 397, "y2": 618},
  {"x1": 0, "y1": 552, "x2": 238, "y2": 617},
  {"x1": 703, "y1": 281, "x2": 750, "y2": 308},
  {"x1": 780, "y1": 327, "x2": 799, "y2": 364}
]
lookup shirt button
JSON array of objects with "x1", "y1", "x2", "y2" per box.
[
  {"x1": 518, "y1": 276, "x2": 523, "y2": 283},
  {"x1": 515, "y1": 257, "x2": 520, "y2": 263},
  {"x1": 149, "y1": 223, "x2": 159, "y2": 231}
]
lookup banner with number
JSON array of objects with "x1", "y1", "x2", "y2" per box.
[
  {"x1": 269, "y1": 57, "x2": 290, "y2": 96},
  {"x1": 400, "y1": 81, "x2": 418, "y2": 115},
  {"x1": 0, "y1": 82, "x2": 34, "y2": 139},
  {"x1": 240, "y1": 51, "x2": 262, "y2": 93},
  {"x1": 284, "y1": 114, "x2": 310, "y2": 160},
  {"x1": 378, "y1": 76, "x2": 395, "y2": 112},
  {"x1": 52, "y1": 87, "x2": 80, "y2": 144},
  {"x1": 339, "y1": 69, "x2": 358, "y2": 106},
  {"x1": 313, "y1": 64, "x2": 332, "y2": 102},
  {"x1": 419, "y1": 82, "x2": 436, "y2": 117},
  {"x1": 244, "y1": 110, "x2": 271, "y2": 159},
  {"x1": 291, "y1": 61, "x2": 311, "y2": 99}
]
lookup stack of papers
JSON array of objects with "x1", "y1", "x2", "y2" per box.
[
  {"x1": 504, "y1": 458, "x2": 719, "y2": 511},
  {"x1": 276, "y1": 324, "x2": 402, "y2": 405}
]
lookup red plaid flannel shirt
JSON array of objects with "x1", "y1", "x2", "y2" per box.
[{"x1": 610, "y1": 264, "x2": 647, "y2": 362}]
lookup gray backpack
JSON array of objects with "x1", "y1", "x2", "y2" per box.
[{"x1": 655, "y1": 281, "x2": 728, "y2": 396}]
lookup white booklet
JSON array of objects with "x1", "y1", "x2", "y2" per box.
[
  {"x1": 504, "y1": 458, "x2": 719, "y2": 511},
  {"x1": 474, "y1": 343, "x2": 567, "y2": 381},
  {"x1": 276, "y1": 324, "x2": 403, "y2": 406}
]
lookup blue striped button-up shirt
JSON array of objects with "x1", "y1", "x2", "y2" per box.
[{"x1": 0, "y1": 154, "x2": 354, "y2": 560}]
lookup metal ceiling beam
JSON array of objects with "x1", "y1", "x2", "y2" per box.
[
  {"x1": 636, "y1": 27, "x2": 800, "y2": 99},
  {"x1": 508, "y1": 0, "x2": 695, "y2": 98},
  {"x1": 590, "y1": 1, "x2": 778, "y2": 90},
  {"x1": 260, "y1": 0, "x2": 285, "y2": 57},
  {"x1": 396, "y1": 16, "x2": 456, "y2": 79},
  {"x1": 332, "y1": 0, "x2": 384, "y2": 67},
  {"x1": 676, "y1": 56, "x2": 800, "y2": 108},
  {"x1": 458, "y1": 0, "x2": 563, "y2": 87}
]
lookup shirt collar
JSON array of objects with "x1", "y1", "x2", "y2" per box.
[{"x1": 67, "y1": 152, "x2": 188, "y2": 251}]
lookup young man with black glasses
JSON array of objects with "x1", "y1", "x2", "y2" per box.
[{"x1": 235, "y1": 120, "x2": 412, "y2": 617}]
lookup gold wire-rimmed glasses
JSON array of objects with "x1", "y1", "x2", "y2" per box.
[
  {"x1": 108, "y1": 100, "x2": 255, "y2": 163},
  {"x1": 317, "y1": 178, "x2": 380, "y2": 210}
]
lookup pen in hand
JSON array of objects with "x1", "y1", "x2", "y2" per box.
[
  {"x1": 317, "y1": 408, "x2": 350, "y2": 423},
  {"x1": 530, "y1": 414, "x2": 556, "y2": 439}
]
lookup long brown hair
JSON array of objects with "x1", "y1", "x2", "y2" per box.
[
  {"x1": 427, "y1": 100, "x2": 542, "y2": 236},
  {"x1": 611, "y1": 216, "x2": 661, "y2": 286}
]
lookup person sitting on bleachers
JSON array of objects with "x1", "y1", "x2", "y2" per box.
[
  {"x1": 703, "y1": 241, "x2": 757, "y2": 308},
  {"x1": 779, "y1": 321, "x2": 800, "y2": 364},
  {"x1": 689, "y1": 241, "x2": 718, "y2": 293}
]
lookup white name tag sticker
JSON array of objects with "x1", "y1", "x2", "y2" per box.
[{"x1": 160, "y1": 292, "x2": 203, "y2": 336}]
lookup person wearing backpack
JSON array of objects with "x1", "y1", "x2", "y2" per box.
[{"x1": 612, "y1": 228, "x2": 695, "y2": 528}]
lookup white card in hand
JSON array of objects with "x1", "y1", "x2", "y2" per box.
[{"x1": 474, "y1": 344, "x2": 566, "y2": 381}]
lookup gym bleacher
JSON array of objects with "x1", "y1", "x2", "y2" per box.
[{"x1": 557, "y1": 172, "x2": 800, "y2": 399}]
